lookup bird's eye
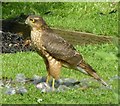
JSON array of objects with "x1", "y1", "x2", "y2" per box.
[{"x1": 30, "y1": 18, "x2": 35, "y2": 23}]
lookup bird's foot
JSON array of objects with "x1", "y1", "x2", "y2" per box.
[
  {"x1": 46, "y1": 74, "x2": 50, "y2": 84},
  {"x1": 52, "y1": 78, "x2": 55, "y2": 91}
]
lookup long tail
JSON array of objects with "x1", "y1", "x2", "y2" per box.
[{"x1": 77, "y1": 60, "x2": 108, "y2": 87}]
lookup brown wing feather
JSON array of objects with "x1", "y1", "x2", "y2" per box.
[{"x1": 41, "y1": 31, "x2": 83, "y2": 67}]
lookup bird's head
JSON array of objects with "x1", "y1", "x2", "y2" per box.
[{"x1": 25, "y1": 15, "x2": 49, "y2": 30}]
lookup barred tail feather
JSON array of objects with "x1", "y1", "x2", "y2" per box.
[{"x1": 77, "y1": 60, "x2": 108, "y2": 87}]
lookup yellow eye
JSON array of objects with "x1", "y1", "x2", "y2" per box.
[{"x1": 30, "y1": 18, "x2": 35, "y2": 23}]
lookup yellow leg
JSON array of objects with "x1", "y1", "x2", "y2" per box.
[
  {"x1": 46, "y1": 74, "x2": 50, "y2": 84},
  {"x1": 52, "y1": 78, "x2": 55, "y2": 89}
]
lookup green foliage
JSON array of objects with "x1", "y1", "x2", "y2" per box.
[
  {"x1": 2, "y1": 2, "x2": 118, "y2": 36},
  {"x1": 1, "y1": 44, "x2": 118, "y2": 104}
]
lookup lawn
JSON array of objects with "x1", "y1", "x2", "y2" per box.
[
  {"x1": 2, "y1": 2, "x2": 118, "y2": 36},
  {"x1": 1, "y1": 44, "x2": 118, "y2": 104},
  {"x1": 1, "y1": 2, "x2": 119, "y2": 104}
]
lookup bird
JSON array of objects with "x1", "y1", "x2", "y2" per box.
[{"x1": 25, "y1": 15, "x2": 108, "y2": 89}]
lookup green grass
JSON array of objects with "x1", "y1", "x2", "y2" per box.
[
  {"x1": 1, "y1": 2, "x2": 119, "y2": 104},
  {"x1": 2, "y1": 2, "x2": 118, "y2": 36},
  {"x1": 1, "y1": 44, "x2": 118, "y2": 104}
]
